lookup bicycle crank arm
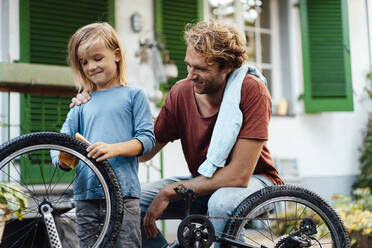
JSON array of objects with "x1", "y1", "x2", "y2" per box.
[
  {"x1": 167, "y1": 240, "x2": 180, "y2": 248},
  {"x1": 216, "y1": 236, "x2": 267, "y2": 248},
  {"x1": 40, "y1": 203, "x2": 63, "y2": 248}
]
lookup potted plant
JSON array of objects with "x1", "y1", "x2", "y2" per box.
[
  {"x1": 333, "y1": 188, "x2": 372, "y2": 248},
  {"x1": 0, "y1": 182, "x2": 28, "y2": 242}
]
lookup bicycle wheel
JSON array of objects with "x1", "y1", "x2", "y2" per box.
[
  {"x1": 0, "y1": 132, "x2": 124, "y2": 248},
  {"x1": 222, "y1": 185, "x2": 350, "y2": 248}
]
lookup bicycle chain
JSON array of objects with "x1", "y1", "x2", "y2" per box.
[{"x1": 206, "y1": 216, "x2": 303, "y2": 221}]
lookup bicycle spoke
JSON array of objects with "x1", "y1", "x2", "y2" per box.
[{"x1": 2, "y1": 218, "x2": 41, "y2": 245}]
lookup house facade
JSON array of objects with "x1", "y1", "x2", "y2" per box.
[{"x1": 0, "y1": 0, "x2": 371, "y2": 207}]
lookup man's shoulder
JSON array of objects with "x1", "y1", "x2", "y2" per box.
[
  {"x1": 170, "y1": 79, "x2": 192, "y2": 92},
  {"x1": 242, "y1": 74, "x2": 271, "y2": 98},
  {"x1": 167, "y1": 79, "x2": 193, "y2": 100}
]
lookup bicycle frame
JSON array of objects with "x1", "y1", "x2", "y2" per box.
[{"x1": 171, "y1": 185, "x2": 261, "y2": 248}]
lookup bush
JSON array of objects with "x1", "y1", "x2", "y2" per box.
[
  {"x1": 333, "y1": 188, "x2": 372, "y2": 247},
  {"x1": 353, "y1": 118, "x2": 372, "y2": 190}
]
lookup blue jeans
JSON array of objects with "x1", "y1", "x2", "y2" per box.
[
  {"x1": 76, "y1": 198, "x2": 141, "y2": 248},
  {"x1": 140, "y1": 175, "x2": 273, "y2": 248}
]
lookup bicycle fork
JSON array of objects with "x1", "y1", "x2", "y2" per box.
[{"x1": 40, "y1": 203, "x2": 63, "y2": 248}]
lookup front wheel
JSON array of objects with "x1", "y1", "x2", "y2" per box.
[
  {"x1": 223, "y1": 185, "x2": 350, "y2": 248},
  {"x1": 0, "y1": 132, "x2": 124, "y2": 248}
]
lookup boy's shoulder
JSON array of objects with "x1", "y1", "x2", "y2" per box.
[
  {"x1": 113, "y1": 85, "x2": 144, "y2": 95},
  {"x1": 91, "y1": 85, "x2": 143, "y2": 97}
]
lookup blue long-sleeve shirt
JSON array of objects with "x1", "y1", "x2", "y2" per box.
[{"x1": 51, "y1": 85, "x2": 155, "y2": 199}]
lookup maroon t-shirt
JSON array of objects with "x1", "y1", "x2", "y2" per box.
[{"x1": 154, "y1": 74, "x2": 283, "y2": 185}]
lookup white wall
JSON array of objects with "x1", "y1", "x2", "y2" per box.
[
  {"x1": 269, "y1": 0, "x2": 372, "y2": 185},
  {"x1": 0, "y1": 0, "x2": 20, "y2": 144}
]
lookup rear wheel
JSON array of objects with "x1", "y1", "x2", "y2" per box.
[
  {"x1": 223, "y1": 185, "x2": 350, "y2": 248},
  {"x1": 0, "y1": 132, "x2": 124, "y2": 248}
]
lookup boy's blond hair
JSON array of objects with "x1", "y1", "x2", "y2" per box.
[
  {"x1": 184, "y1": 20, "x2": 248, "y2": 70},
  {"x1": 68, "y1": 22, "x2": 127, "y2": 92}
]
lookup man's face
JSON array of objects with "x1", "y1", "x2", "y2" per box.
[{"x1": 184, "y1": 46, "x2": 232, "y2": 95}]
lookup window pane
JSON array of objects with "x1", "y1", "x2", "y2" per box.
[
  {"x1": 260, "y1": 0, "x2": 271, "y2": 29},
  {"x1": 246, "y1": 31, "x2": 256, "y2": 62},
  {"x1": 262, "y1": 69, "x2": 272, "y2": 94},
  {"x1": 261, "y1": 33, "x2": 271, "y2": 63},
  {"x1": 209, "y1": 0, "x2": 234, "y2": 19}
]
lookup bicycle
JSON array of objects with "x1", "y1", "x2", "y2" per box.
[
  {"x1": 0, "y1": 132, "x2": 350, "y2": 247},
  {"x1": 165, "y1": 184, "x2": 350, "y2": 248},
  {"x1": 0, "y1": 132, "x2": 124, "y2": 248}
]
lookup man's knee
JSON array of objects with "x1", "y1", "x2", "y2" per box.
[
  {"x1": 207, "y1": 180, "x2": 270, "y2": 217},
  {"x1": 207, "y1": 188, "x2": 238, "y2": 217}
]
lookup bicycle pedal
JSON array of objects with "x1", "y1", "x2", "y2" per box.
[{"x1": 174, "y1": 184, "x2": 194, "y2": 197}]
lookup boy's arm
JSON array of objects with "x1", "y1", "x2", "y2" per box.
[
  {"x1": 131, "y1": 89, "x2": 156, "y2": 154},
  {"x1": 86, "y1": 139, "x2": 144, "y2": 162},
  {"x1": 87, "y1": 89, "x2": 156, "y2": 162}
]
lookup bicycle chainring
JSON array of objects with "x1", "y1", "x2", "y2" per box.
[{"x1": 177, "y1": 215, "x2": 215, "y2": 248}]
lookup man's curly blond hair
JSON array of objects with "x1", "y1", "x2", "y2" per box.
[{"x1": 184, "y1": 20, "x2": 248, "y2": 70}]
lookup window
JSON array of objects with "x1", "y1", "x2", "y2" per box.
[
  {"x1": 208, "y1": 0, "x2": 274, "y2": 93},
  {"x1": 207, "y1": 0, "x2": 294, "y2": 114},
  {"x1": 300, "y1": 0, "x2": 353, "y2": 112}
]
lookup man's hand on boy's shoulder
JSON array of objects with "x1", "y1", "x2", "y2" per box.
[{"x1": 70, "y1": 91, "x2": 91, "y2": 108}]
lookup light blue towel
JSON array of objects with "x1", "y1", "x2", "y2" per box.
[{"x1": 197, "y1": 64, "x2": 267, "y2": 178}]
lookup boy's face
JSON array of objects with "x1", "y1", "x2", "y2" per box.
[
  {"x1": 184, "y1": 45, "x2": 233, "y2": 95},
  {"x1": 78, "y1": 40, "x2": 120, "y2": 90}
]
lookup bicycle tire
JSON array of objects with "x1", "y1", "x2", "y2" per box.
[
  {"x1": 222, "y1": 185, "x2": 350, "y2": 248},
  {"x1": 0, "y1": 132, "x2": 124, "y2": 248}
]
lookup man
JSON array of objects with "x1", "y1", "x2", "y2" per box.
[{"x1": 72, "y1": 20, "x2": 283, "y2": 247}]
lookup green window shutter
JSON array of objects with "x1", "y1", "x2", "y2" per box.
[
  {"x1": 20, "y1": 94, "x2": 73, "y2": 184},
  {"x1": 20, "y1": 0, "x2": 115, "y2": 65},
  {"x1": 300, "y1": 0, "x2": 353, "y2": 113},
  {"x1": 155, "y1": 0, "x2": 203, "y2": 88},
  {"x1": 21, "y1": 94, "x2": 71, "y2": 134}
]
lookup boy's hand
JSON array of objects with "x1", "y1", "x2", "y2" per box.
[
  {"x1": 58, "y1": 160, "x2": 73, "y2": 170},
  {"x1": 70, "y1": 91, "x2": 91, "y2": 108},
  {"x1": 87, "y1": 142, "x2": 119, "y2": 162}
]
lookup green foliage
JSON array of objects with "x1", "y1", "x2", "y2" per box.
[
  {"x1": 0, "y1": 182, "x2": 28, "y2": 221},
  {"x1": 353, "y1": 118, "x2": 372, "y2": 190}
]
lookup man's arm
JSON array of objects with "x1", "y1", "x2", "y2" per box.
[
  {"x1": 143, "y1": 138, "x2": 264, "y2": 238},
  {"x1": 139, "y1": 141, "x2": 167, "y2": 162},
  {"x1": 164, "y1": 138, "x2": 263, "y2": 196}
]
